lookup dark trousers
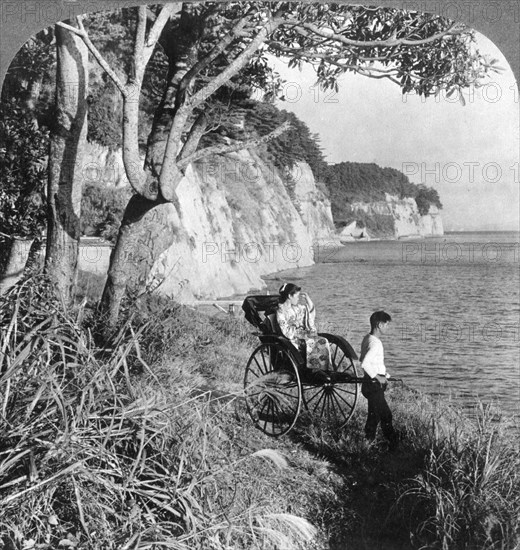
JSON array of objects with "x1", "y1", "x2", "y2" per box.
[{"x1": 361, "y1": 376, "x2": 396, "y2": 442}]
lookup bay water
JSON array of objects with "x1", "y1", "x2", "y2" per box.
[{"x1": 264, "y1": 232, "x2": 520, "y2": 424}]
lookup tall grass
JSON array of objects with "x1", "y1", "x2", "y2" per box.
[
  {"x1": 0, "y1": 277, "x2": 319, "y2": 549},
  {"x1": 280, "y1": 380, "x2": 520, "y2": 550},
  {"x1": 1, "y1": 275, "x2": 519, "y2": 550},
  {"x1": 396, "y1": 403, "x2": 520, "y2": 550}
]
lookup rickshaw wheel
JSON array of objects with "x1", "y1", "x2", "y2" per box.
[
  {"x1": 244, "y1": 342, "x2": 302, "y2": 437},
  {"x1": 302, "y1": 337, "x2": 360, "y2": 429}
]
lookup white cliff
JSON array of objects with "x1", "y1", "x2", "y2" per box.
[
  {"x1": 144, "y1": 152, "x2": 339, "y2": 302},
  {"x1": 343, "y1": 193, "x2": 444, "y2": 239},
  {"x1": 289, "y1": 162, "x2": 338, "y2": 243},
  {"x1": 78, "y1": 148, "x2": 338, "y2": 302},
  {"x1": 78, "y1": 146, "x2": 444, "y2": 301},
  {"x1": 418, "y1": 204, "x2": 444, "y2": 236},
  {"x1": 82, "y1": 142, "x2": 129, "y2": 187}
]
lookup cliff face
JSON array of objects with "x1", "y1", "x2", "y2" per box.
[
  {"x1": 340, "y1": 193, "x2": 444, "y2": 240},
  {"x1": 83, "y1": 142, "x2": 128, "y2": 187},
  {"x1": 78, "y1": 143, "x2": 444, "y2": 301},
  {"x1": 145, "y1": 151, "x2": 339, "y2": 301},
  {"x1": 418, "y1": 204, "x2": 444, "y2": 236}
]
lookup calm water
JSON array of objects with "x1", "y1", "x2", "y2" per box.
[{"x1": 264, "y1": 232, "x2": 520, "y2": 423}]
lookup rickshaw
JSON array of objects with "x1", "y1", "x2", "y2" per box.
[{"x1": 242, "y1": 295, "x2": 364, "y2": 437}]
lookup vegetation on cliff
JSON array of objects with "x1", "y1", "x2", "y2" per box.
[
  {"x1": 80, "y1": 182, "x2": 133, "y2": 243},
  {"x1": 321, "y1": 162, "x2": 443, "y2": 224}
]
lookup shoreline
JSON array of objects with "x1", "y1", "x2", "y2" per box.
[{"x1": 197, "y1": 296, "x2": 520, "y2": 432}]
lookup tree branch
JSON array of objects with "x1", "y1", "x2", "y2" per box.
[
  {"x1": 268, "y1": 42, "x2": 350, "y2": 63},
  {"x1": 269, "y1": 41, "x2": 396, "y2": 65},
  {"x1": 143, "y1": 4, "x2": 180, "y2": 67},
  {"x1": 283, "y1": 20, "x2": 465, "y2": 48},
  {"x1": 176, "y1": 15, "x2": 251, "y2": 103},
  {"x1": 186, "y1": 14, "x2": 281, "y2": 110},
  {"x1": 159, "y1": 12, "x2": 281, "y2": 199},
  {"x1": 57, "y1": 11, "x2": 172, "y2": 199},
  {"x1": 178, "y1": 120, "x2": 291, "y2": 167},
  {"x1": 355, "y1": 71, "x2": 401, "y2": 86},
  {"x1": 55, "y1": 20, "x2": 127, "y2": 97},
  {"x1": 133, "y1": 6, "x2": 147, "y2": 78},
  {"x1": 269, "y1": 43, "x2": 404, "y2": 85},
  {"x1": 178, "y1": 112, "x2": 208, "y2": 162}
]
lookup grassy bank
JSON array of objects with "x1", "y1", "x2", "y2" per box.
[{"x1": 1, "y1": 276, "x2": 519, "y2": 549}]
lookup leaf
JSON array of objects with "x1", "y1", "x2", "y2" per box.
[
  {"x1": 446, "y1": 87, "x2": 457, "y2": 98},
  {"x1": 58, "y1": 540, "x2": 77, "y2": 548},
  {"x1": 251, "y1": 449, "x2": 289, "y2": 469}
]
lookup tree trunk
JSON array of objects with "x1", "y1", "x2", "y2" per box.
[
  {"x1": 99, "y1": 195, "x2": 178, "y2": 332},
  {"x1": 100, "y1": 93, "x2": 184, "y2": 334},
  {"x1": 100, "y1": 6, "x2": 276, "y2": 330},
  {"x1": 100, "y1": 10, "x2": 201, "y2": 331},
  {"x1": 0, "y1": 237, "x2": 35, "y2": 294},
  {"x1": 45, "y1": 24, "x2": 88, "y2": 304}
]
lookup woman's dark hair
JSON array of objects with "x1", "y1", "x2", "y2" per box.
[
  {"x1": 369, "y1": 311, "x2": 392, "y2": 331},
  {"x1": 279, "y1": 282, "x2": 301, "y2": 304}
]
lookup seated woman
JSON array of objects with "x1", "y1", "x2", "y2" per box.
[{"x1": 276, "y1": 283, "x2": 331, "y2": 370}]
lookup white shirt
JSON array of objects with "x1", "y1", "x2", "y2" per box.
[{"x1": 360, "y1": 334, "x2": 388, "y2": 379}]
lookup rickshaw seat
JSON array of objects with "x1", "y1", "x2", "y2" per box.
[{"x1": 264, "y1": 313, "x2": 282, "y2": 336}]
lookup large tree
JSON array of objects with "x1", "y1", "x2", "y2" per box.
[
  {"x1": 45, "y1": 23, "x2": 89, "y2": 304},
  {"x1": 1, "y1": 23, "x2": 90, "y2": 303},
  {"x1": 59, "y1": 2, "x2": 497, "y2": 332}
]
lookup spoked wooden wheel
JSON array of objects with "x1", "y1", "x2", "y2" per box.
[
  {"x1": 244, "y1": 342, "x2": 302, "y2": 437},
  {"x1": 302, "y1": 336, "x2": 360, "y2": 429}
]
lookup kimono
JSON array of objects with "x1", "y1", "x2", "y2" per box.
[{"x1": 276, "y1": 300, "x2": 331, "y2": 370}]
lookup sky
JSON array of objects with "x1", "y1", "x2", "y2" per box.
[{"x1": 267, "y1": 34, "x2": 520, "y2": 232}]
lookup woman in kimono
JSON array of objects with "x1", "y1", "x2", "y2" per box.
[{"x1": 276, "y1": 283, "x2": 331, "y2": 370}]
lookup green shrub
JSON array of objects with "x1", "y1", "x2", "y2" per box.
[
  {"x1": 0, "y1": 100, "x2": 48, "y2": 238},
  {"x1": 415, "y1": 184, "x2": 443, "y2": 215},
  {"x1": 80, "y1": 182, "x2": 132, "y2": 242}
]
